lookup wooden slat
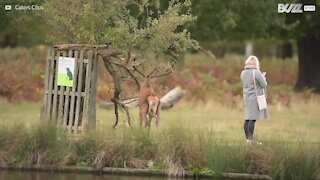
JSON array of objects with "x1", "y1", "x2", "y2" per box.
[
  {"x1": 41, "y1": 48, "x2": 52, "y2": 122},
  {"x1": 89, "y1": 51, "x2": 99, "y2": 128},
  {"x1": 73, "y1": 50, "x2": 85, "y2": 133},
  {"x1": 57, "y1": 52, "x2": 66, "y2": 125},
  {"x1": 81, "y1": 51, "x2": 93, "y2": 131},
  {"x1": 62, "y1": 51, "x2": 70, "y2": 127},
  {"x1": 57, "y1": 51, "x2": 64, "y2": 125},
  {"x1": 51, "y1": 50, "x2": 61, "y2": 122},
  {"x1": 66, "y1": 50, "x2": 73, "y2": 132},
  {"x1": 68, "y1": 50, "x2": 79, "y2": 133},
  {"x1": 57, "y1": 89, "x2": 65, "y2": 125},
  {"x1": 46, "y1": 49, "x2": 56, "y2": 120}
]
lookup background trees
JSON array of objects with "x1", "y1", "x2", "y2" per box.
[
  {"x1": 0, "y1": 0, "x2": 319, "y2": 91},
  {"x1": 188, "y1": 0, "x2": 320, "y2": 91}
]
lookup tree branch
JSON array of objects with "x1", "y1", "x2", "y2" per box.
[
  {"x1": 54, "y1": 44, "x2": 110, "y2": 50},
  {"x1": 98, "y1": 49, "x2": 122, "y2": 59},
  {"x1": 112, "y1": 98, "x2": 132, "y2": 127}
]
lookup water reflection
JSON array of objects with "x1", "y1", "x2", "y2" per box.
[{"x1": 0, "y1": 171, "x2": 168, "y2": 180}]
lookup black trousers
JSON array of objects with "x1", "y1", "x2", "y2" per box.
[{"x1": 244, "y1": 120, "x2": 256, "y2": 140}]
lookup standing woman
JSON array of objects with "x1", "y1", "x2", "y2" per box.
[{"x1": 240, "y1": 55, "x2": 268, "y2": 144}]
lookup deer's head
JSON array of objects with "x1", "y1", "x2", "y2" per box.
[
  {"x1": 133, "y1": 66, "x2": 155, "y2": 89},
  {"x1": 133, "y1": 65, "x2": 173, "y2": 91}
]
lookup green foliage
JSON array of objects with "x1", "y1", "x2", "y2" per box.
[
  {"x1": 41, "y1": 0, "x2": 199, "y2": 65},
  {"x1": 284, "y1": 0, "x2": 320, "y2": 39},
  {"x1": 188, "y1": 0, "x2": 320, "y2": 44},
  {"x1": 189, "y1": 0, "x2": 286, "y2": 42},
  {"x1": 187, "y1": 166, "x2": 214, "y2": 176}
]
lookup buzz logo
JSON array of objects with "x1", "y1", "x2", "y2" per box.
[{"x1": 278, "y1": 3, "x2": 303, "y2": 13}]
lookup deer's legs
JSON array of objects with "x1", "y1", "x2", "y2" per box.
[
  {"x1": 155, "y1": 101, "x2": 161, "y2": 127},
  {"x1": 145, "y1": 115, "x2": 152, "y2": 128},
  {"x1": 139, "y1": 107, "x2": 149, "y2": 128},
  {"x1": 139, "y1": 110, "x2": 143, "y2": 127},
  {"x1": 155, "y1": 115, "x2": 160, "y2": 127}
]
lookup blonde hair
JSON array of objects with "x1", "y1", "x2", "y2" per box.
[{"x1": 244, "y1": 55, "x2": 260, "y2": 70}]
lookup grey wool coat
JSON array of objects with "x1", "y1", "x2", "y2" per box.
[{"x1": 240, "y1": 69, "x2": 268, "y2": 120}]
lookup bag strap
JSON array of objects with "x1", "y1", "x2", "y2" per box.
[
  {"x1": 252, "y1": 70, "x2": 258, "y2": 96},
  {"x1": 252, "y1": 70, "x2": 265, "y2": 96}
]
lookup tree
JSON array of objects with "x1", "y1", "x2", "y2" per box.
[
  {"x1": 189, "y1": 0, "x2": 286, "y2": 42},
  {"x1": 41, "y1": 0, "x2": 199, "y2": 127},
  {"x1": 287, "y1": 0, "x2": 320, "y2": 91},
  {"x1": 188, "y1": 0, "x2": 320, "y2": 91}
]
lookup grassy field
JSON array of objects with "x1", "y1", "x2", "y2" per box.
[
  {"x1": 0, "y1": 48, "x2": 319, "y2": 179},
  {"x1": 0, "y1": 96, "x2": 319, "y2": 179}
]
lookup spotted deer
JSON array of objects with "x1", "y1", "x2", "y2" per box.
[{"x1": 133, "y1": 66, "x2": 170, "y2": 128}]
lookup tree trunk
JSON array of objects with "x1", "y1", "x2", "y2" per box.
[
  {"x1": 245, "y1": 41, "x2": 254, "y2": 57},
  {"x1": 296, "y1": 35, "x2": 320, "y2": 91},
  {"x1": 98, "y1": 49, "x2": 132, "y2": 128},
  {"x1": 281, "y1": 41, "x2": 293, "y2": 59},
  {"x1": 102, "y1": 59, "x2": 121, "y2": 128}
]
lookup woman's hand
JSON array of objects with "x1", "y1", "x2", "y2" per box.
[{"x1": 262, "y1": 72, "x2": 267, "y2": 80}]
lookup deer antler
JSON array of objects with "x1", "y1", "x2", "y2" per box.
[
  {"x1": 133, "y1": 63, "x2": 173, "y2": 79},
  {"x1": 133, "y1": 65, "x2": 146, "y2": 77},
  {"x1": 147, "y1": 67, "x2": 158, "y2": 77},
  {"x1": 150, "y1": 67, "x2": 173, "y2": 78}
]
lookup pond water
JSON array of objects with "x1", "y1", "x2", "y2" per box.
[
  {"x1": 0, "y1": 170, "x2": 241, "y2": 180},
  {"x1": 0, "y1": 171, "x2": 169, "y2": 180}
]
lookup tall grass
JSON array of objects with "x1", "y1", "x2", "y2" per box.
[{"x1": 0, "y1": 122, "x2": 319, "y2": 179}]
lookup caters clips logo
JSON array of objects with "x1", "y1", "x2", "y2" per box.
[{"x1": 278, "y1": 3, "x2": 316, "y2": 13}]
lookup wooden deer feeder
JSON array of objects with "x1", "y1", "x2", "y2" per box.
[{"x1": 40, "y1": 44, "x2": 107, "y2": 133}]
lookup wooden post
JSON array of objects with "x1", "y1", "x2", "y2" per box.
[
  {"x1": 88, "y1": 50, "x2": 98, "y2": 129},
  {"x1": 62, "y1": 50, "x2": 70, "y2": 127},
  {"x1": 82, "y1": 50, "x2": 93, "y2": 131},
  {"x1": 73, "y1": 50, "x2": 85, "y2": 133},
  {"x1": 57, "y1": 56, "x2": 65, "y2": 126},
  {"x1": 40, "y1": 49, "x2": 53, "y2": 123}
]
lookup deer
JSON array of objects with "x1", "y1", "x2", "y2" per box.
[{"x1": 133, "y1": 66, "x2": 170, "y2": 128}]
